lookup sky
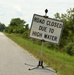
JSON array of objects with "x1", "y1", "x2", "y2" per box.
[{"x1": 0, "y1": 0, "x2": 74, "y2": 26}]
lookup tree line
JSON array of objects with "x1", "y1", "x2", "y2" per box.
[
  {"x1": 0, "y1": 8, "x2": 74, "y2": 55},
  {"x1": 0, "y1": 22, "x2": 6, "y2": 32}
]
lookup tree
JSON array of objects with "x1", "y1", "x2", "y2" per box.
[
  {"x1": 9, "y1": 18, "x2": 25, "y2": 27},
  {"x1": 7, "y1": 18, "x2": 26, "y2": 33},
  {"x1": 54, "y1": 8, "x2": 74, "y2": 55},
  {"x1": 54, "y1": 12, "x2": 60, "y2": 20},
  {"x1": 0, "y1": 22, "x2": 6, "y2": 32},
  {"x1": 24, "y1": 24, "x2": 29, "y2": 31}
]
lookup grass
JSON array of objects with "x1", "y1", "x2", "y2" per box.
[{"x1": 4, "y1": 33, "x2": 74, "y2": 75}]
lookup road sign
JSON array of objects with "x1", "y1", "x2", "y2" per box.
[{"x1": 30, "y1": 14, "x2": 64, "y2": 44}]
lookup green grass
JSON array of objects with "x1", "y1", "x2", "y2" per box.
[{"x1": 4, "y1": 33, "x2": 74, "y2": 75}]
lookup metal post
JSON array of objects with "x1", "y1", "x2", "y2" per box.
[
  {"x1": 40, "y1": 40, "x2": 44, "y2": 61},
  {"x1": 39, "y1": 9, "x2": 48, "y2": 67},
  {"x1": 40, "y1": 9, "x2": 48, "y2": 60}
]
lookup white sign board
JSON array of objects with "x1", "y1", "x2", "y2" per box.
[{"x1": 30, "y1": 14, "x2": 64, "y2": 44}]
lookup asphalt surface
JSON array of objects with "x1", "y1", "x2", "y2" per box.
[{"x1": 0, "y1": 32, "x2": 57, "y2": 75}]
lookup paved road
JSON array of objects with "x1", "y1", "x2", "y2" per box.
[{"x1": 0, "y1": 32, "x2": 57, "y2": 75}]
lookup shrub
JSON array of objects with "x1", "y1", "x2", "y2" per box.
[
  {"x1": 22, "y1": 30, "x2": 29, "y2": 39},
  {"x1": 63, "y1": 43, "x2": 74, "y2": 55}
]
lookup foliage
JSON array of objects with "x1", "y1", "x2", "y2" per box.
[
  {"x1": 5, "y1": 18, "x2": 29, "y2": 34},
  {"x1": 22, "y1": 29, "x2": 30, "y2": 39},
  {"x1": 0, "y1": 22, "x2": 6, "y2": 31},
  {"x1": 63, "y1": 43, "x2": 74, "y2": 55},
  {"x1": 53, "y1": 8, "x2": 74, "y2": 55}
]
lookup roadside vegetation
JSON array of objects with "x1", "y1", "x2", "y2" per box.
[
  {"x1": 1, "y1": 8, "x2": 74, "y2": 75},
  {"x1": 0, "y1": 22, "x2": 6, "y2": 32}
]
